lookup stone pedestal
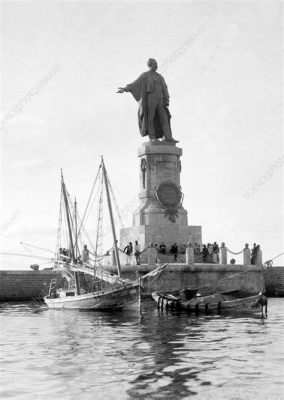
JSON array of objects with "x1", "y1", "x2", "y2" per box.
[
  {"x1": 243, "y1": 247, "x2": 251, "y2": 266},
  {"x1": 256, "y1": 249, "x2": 262, "y2": 267},
  {"x1": 186, "y1": 244, "x2": 194, "y2": 265},
  {"x1": 147, "y1": 245, "x2": 157, "y2": 265},
  {"x1": 220, "y1": 243, "x2": 228, "y2": 265},
  {"x1": 120, "y1": 141, "x2": 202, "y2": 252}
]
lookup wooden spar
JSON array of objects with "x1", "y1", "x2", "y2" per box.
[
  {"x1": 138, "y1": 276, "x2": 142, "y2": 319},
  {"x1": 0, "y1": 252, "x2": 52, "y2": 260},
  {"x1": 20, "y1": 242, "x2": 54, "y2": 254},
  {"x1": 101, "y1": 156, "x2": 122, "y2": 278},
  {"x1": 61, "y1": 171, "x2": 80, "y2": 295}
]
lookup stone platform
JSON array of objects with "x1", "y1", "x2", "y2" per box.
[{"x1": 0, "y1": 265, "x2": 264, "y2": 300}]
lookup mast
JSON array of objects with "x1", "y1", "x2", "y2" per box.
[
  {"x1": 61, "y1": 171, "x2": 80, "y2": 295},
  {"x1": 55, "y1": 186, "x2": 63, "y2": 260},
  {"x1": 74, "y1": 197, "x2": 78, "y2": 260},
  {"x1": 101, "y1": 156, "x2": 122, "y2": 277},
  {"x1": 95, "y1": 173, "x2": 104, "y2": 263}
]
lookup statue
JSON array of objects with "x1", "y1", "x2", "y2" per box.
[{"x1": 117, "y1": 58, "x2": 178, "y2": 143}]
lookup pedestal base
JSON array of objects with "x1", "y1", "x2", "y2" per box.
[
  {"x1": 119, "y1": 140, "x2": 202, "y2": 252},
  {"x1": 120, "y1": 224, "x2": 202, "y2": 251}
]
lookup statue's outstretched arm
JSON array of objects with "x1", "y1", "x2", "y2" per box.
[
  {"x1": 117, "y1": 74, "x2": 143, "y2": 95},
  {"x1": 117, "y1": 87, "x2": 126, "y2": 93}
]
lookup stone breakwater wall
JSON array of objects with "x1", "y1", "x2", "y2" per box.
[
  {"x1": 107, "y1": 264, "x2": 264, "y2": 295},
  {"x1": 264, "y1": 267, "x2": 284, "y2": 296},
  {"x1": 0, "y1": 270, "x2": 55, "y2": 301},
  {"x1": 0, "y1": 265, "x2": 265, "y2": 301}
]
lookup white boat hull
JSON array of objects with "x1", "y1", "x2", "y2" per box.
[{"x1": 44, "y1": 283, "x2": 140, "y2": 310}]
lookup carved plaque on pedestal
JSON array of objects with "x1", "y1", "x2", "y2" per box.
[{"x1": 155, "y1": 181, "x2": 182, "y2": 223}]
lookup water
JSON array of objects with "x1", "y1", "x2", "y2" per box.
[{"x1": 0, "y1": 298, "x2": 283, "y2": 400}]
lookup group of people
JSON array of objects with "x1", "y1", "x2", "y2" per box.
[
  {"x1": 58, "y1": 244, "x2": 91, "y2": 264},
  {"x1": 157, "y1": 242, "x2": 187, "y2": 257},
  {"x1": 123, "y1": 241, "x2": 142, "y2": 265},
  {"x1": 59, "y1": 241, "x2": 263, "y2": 267},
  {"x1": 59, "y1": 247, "x2": 70, "y2": 258},
  {"x1": 194, "y1": 242, "x2": 220, "y2": 264},
  {"x1": 154, "y1": 242, "x2": 180, "y2": 262},
  {"x1": 123, "y1": 241, "x2": 187, "y2": 264},
  {"x1": 250, "y1": 243, "x2": 262, "y2": 265}
]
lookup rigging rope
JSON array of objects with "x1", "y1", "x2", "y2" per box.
[
  {"x1": 270, "y1": 251, "x2": 284, "y2": 262},
  {"x1": 62, "y1": 195, "x2": 69, "y2": 249},
  {"x1": 67, "y1": 191, "x2": 96, "y2": 253},
  {"x1": 83, "y1": 180, "x2": 102, "y2": 229},
  {"x1": 20, "y1": 242, "x2": 54, "y2": 254},
  {"x1": 107, "y1": 175, "x2": 126, "y2": 229},
  {"x1": 55, "y1": 185, "x2": 63, "y2": 257},
  {"x1": 77, "y1": 165, "x2": 101, "y2": 237},
  {"x1": 263, "y1": 251, "x2": 284, "y2": 267}
]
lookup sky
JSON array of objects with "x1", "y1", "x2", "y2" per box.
[{"x1": 0, "y1": 0, "x2": 283, "y2": 269}]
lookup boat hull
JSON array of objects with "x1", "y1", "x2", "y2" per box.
[
  {"x1": 45, "y1": 283, "x2": 140, "y2": 310},
  {"x1": 152, "y1": 292, "x2": 264, "y2": 315}
]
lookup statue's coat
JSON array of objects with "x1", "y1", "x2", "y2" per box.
[{"x1": 125, "y1": 72, "x2": 172, "y2": 139}]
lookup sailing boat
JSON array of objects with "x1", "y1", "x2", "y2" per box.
[{"x1": 44, "y1": 157, "x2": 167, "y2": 310}]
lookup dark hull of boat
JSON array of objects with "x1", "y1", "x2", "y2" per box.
[
  {"x1": 275, "y1": 288, "x2": 284, "y2": 297},
  {"x1": 152, "y1": 292, "x2": 263, "y2": 315}
]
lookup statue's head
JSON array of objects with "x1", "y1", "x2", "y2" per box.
[{"x1": 147, "y1": 58, "x2": 158, "y2": 71}]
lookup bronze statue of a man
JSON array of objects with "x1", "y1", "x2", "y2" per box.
[{"x1": 117, "y1": 58, "x2": 178, "y2": 143}]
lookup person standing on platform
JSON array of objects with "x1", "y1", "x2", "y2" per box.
[
  {"x1": 212, "y1": 242, "x2": 219, "y2": 263},
  {"x1": 251, "y1": 243, "x2": 257, "y2": 265},
  {"x1": 255, "y1": 244, "x2": 262, "y2": 266},
  {"x1": 208, "y1": 243, "x2": 213, "y2": 263},
  {"x1": 170, "y1": 243, "x2": 179, "y2": 262},
  {"x1": 82, "y1": 244, "x2": 90, "y2": 263},
  {"x1": 201, "y1": 245, "x2": 209, "y2": 264},
  {"x1": 134, "y1": 240, "x2": 141, "y2": 265},
  {"x1": 159, "y1": 242, "x2": 166, "y2": 254},
  {"x1": 124, "y1": 242, "x2": 133, "y2": 265}
]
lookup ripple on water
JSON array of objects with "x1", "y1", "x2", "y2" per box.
[{"x1": 0, "y1": 299, "x2": 283, "y2": 399}]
